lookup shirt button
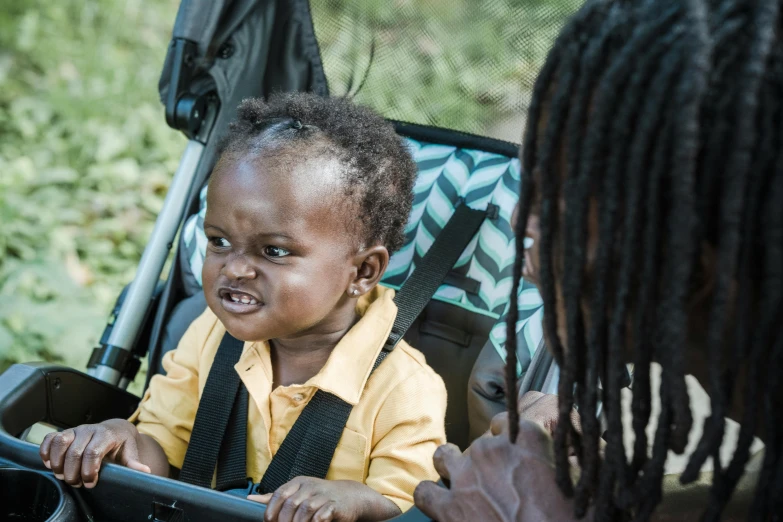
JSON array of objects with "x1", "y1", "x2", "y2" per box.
[{"x1": 292, "y1": 393, "x2": 305, "y2": 402}]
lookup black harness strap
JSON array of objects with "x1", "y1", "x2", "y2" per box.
[
  {"x1": 179, "y1": 333, "x2": 245, "y2": 489},
  {"x1": 257, "y1": 361, "x2": 381, "y2": 493},
  {"x1": 386, "y1": 202, "x2": 489, "y2": 349},
  {"x1": 181, "y1": 201, "x2": 489, "y2": 492},
  {"x1": 215, "y1": 382, "x2": 249, "y2": 490}
]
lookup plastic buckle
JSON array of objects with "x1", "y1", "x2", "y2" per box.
[
  {"x1": 486, "y1": 203, "x2": 499, "y2": 220},
  {"x1": 221, "y1": 478, "x2": 258, "y2": 499}
]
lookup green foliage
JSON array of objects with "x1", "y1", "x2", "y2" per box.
[
  {"x1": 0, "y1": 0, "x2": 575, "y2": 394},
  {"x1": 312, "y1": 0, "x2": 578, "y2": 140},
  {"x1": 0, "y1": 0, "x2": 182, "y2": 391}
]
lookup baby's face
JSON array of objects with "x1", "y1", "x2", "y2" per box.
[{"x1": 202, "y1": 154, "x2": 359, "y2": 342}]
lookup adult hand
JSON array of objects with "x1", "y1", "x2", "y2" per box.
[
  {"x1": 415, "y1": 420, "x2": 584, "y2": 522},
  {"x1": 488, "y1": 391, "x2": 582, "y2": 438},
  {"x1": 518, "y1": 391, "x2": 582, "y2": 436},
  {"x1": 415, "y1": 393, "x2": 590, "y2": 522},
  {"x1": 490, "y1": 392, "x2": 590, "y2": 471}
]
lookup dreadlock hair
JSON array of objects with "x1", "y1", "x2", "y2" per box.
[
  {"x1": 506, "y1": 0, "x2": 783, "y2": 519},
  {"x1": 216, "y1": 92, "x2": 416, "y2": 254}
]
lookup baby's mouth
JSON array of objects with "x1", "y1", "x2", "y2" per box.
[{"x1": 218, "y1": 289, "x2": 263, "y2": 314}]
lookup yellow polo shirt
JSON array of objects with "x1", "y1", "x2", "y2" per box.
[{"x1": 130, "y1": 285, "x2": 447, "y2": 512}]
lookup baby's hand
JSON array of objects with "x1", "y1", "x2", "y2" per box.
[
  {"x1": 39, "y1": 419, "x2": 151, "y2": 488},
  {"x1": 248, "y1": 477, "x2": 400, "y2": 522}
]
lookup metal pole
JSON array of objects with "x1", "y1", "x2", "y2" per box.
[
  {"x1": 540, "y1": 363, "x2": 560, "y2": 396},
  {"x1": 89, "y1": 140, "x2": 205, "y2": 385}
]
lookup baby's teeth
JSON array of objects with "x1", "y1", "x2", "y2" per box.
[{"x1": 228, "y1": 293, "x2": 257, "y2": 305}]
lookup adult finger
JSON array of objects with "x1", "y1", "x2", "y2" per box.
[
  {"x1": 49, "y1": 429, "x2": 76, "y2": 478},
  {"x1": 518, "y1": 392, "x2": 560, "y2": 436},
  {"x1": 432, "y1": 443, "x2": 461, "y2": 481},
  {"x1": 312, "y1": 503, "x2": 336, "y2": 522},
  {"x1": 248, "y1": 493, "x2": 273, "y2": 504},
  {"x1": 490, "y1": 412, "x2": 509, "y2": 436},
  {"x1": 518, "y1": 391, "x2": 546, "y2": 413},
  {"x1": 63, "y1": 429, "x2": 95, "y2": 486},
  {"x1": 293, "y1": 495, "x2": 329, "y2": 522},
  {"x1": 265, "y1": 480, "x2": 302, "y2": 522},
  {"x1": 515, "y1": 419, "x2": 556, "y2": 462},
  {"x1": 517, "y1": 417, "x2": 552, "y2": 443},
  {"x1": 414, "y1": 481, "x2": 452, "y2": 520}
]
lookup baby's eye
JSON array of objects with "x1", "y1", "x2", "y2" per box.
[
  {"x1": 264, "y1": 245, "x2": 290, "y2": 258},
  {"x1": 209, "y1": 237, "x2": 231, "y2": 249}
]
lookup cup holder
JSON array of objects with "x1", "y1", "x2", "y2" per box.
[{"x1": 0, "y1": 468, "x2": 78, "y2": 521}]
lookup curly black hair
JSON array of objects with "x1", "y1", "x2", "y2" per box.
[
  {"x1": 216, "y1": 92, "x2": 416, "y2": 253},
  {"x1": 506, "y1": 0, "x2": 783, "y2": 520}
]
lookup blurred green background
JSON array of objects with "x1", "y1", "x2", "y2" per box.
[
  {"x1": 0, "y1": 0, "x2": 576, "y2": 395},
  {"x1": 0, "y1": 0, "x2": 183, "y2": 394}
]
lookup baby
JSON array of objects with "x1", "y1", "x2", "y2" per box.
[{"x1": 40, "y1": 93, "x2": 447, "y2": 522}]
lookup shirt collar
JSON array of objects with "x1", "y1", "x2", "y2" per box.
[
  {"x1": 307, "y1": 285, "x2": 397, "y2": 405},
  {"x1": 237, "y1": 285, "x2": 397, "y2": 406}
]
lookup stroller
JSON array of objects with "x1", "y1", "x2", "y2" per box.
[{"x1": 0, "y1": 1, "x2": 578, "y2": 520}]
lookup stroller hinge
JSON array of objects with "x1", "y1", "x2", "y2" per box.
[{"x1": 165, "y1": 38, "x2": 212, "y2": 140}]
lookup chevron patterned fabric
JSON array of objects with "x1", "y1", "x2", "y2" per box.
[{"x1": 179, "y1": 138, "x2": 544, "y2": 374}]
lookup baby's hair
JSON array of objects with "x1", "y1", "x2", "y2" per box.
[
  {"x1": 217, "y1": 93, "x2": 416, "y2": 253},
  {"x1": 507, "y1": 0, "x2": 783, "y2": 519}
]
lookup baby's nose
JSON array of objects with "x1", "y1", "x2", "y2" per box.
[{"x1": 224, "y1": 255, "x2": 257, "y2": 280}]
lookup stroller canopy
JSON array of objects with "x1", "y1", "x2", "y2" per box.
[{"x1": 161, "y1": 0, "x2": 580, "y2": 164}]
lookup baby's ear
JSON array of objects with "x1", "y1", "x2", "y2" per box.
[{"x1": 350, "y1": 245, "x2": 389, "y2": 297}]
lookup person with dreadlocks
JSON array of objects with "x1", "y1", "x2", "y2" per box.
[{"x1": 414, "y1": 0, "x2": 783, "y2": 519}]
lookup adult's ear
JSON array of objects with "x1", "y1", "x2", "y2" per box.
[{"x1": 347, "y1": 245, "x2": 389, "y2": 297}]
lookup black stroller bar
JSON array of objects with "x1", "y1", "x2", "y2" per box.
[{"x1": 0, "y1": 365, "x2": 431, "y2": 521}]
